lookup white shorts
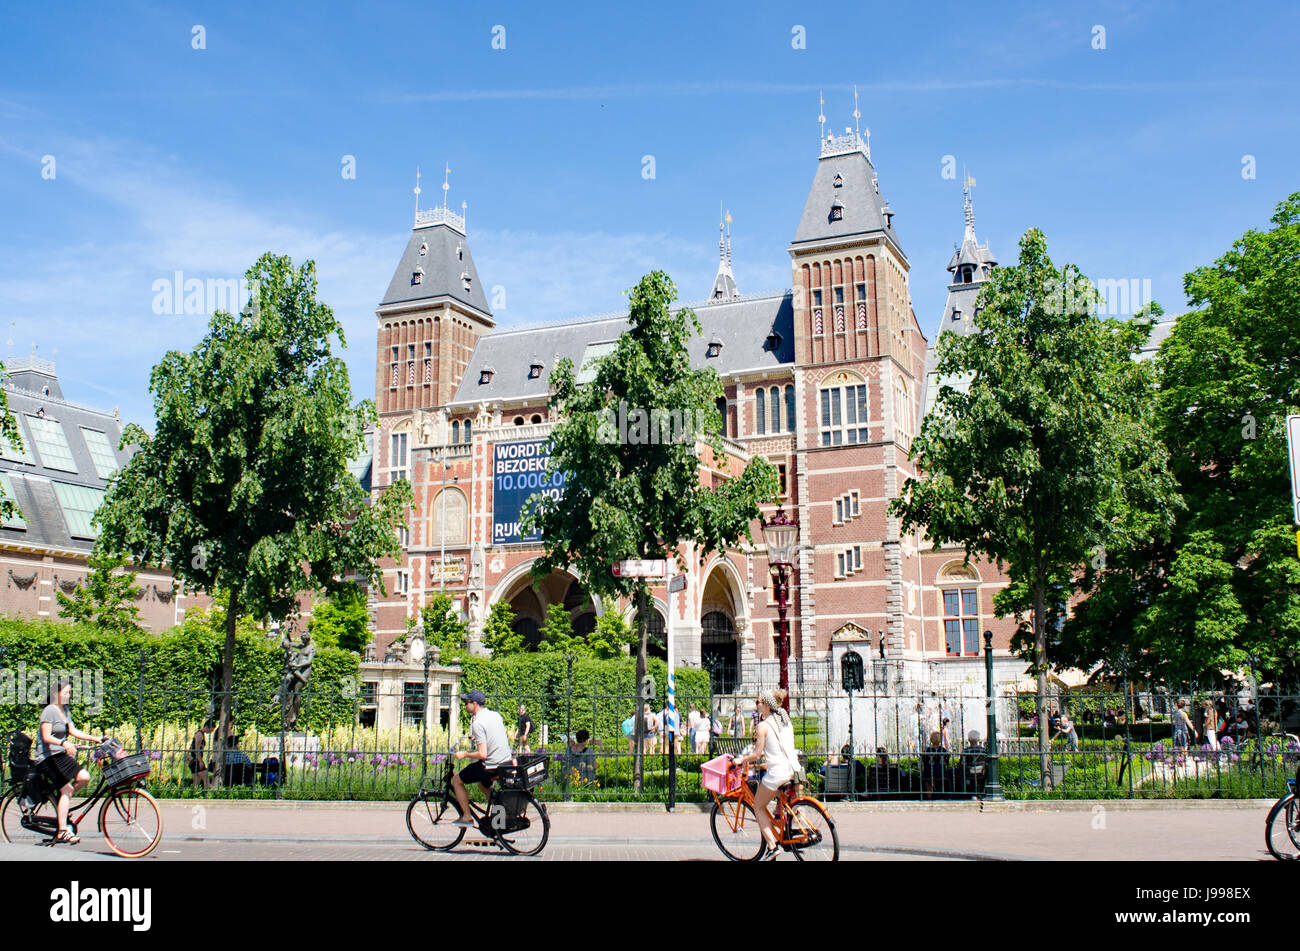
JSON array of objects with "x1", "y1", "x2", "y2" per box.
[{"x1": 760, "y1": 769, "x2": 793, "y2": 791}]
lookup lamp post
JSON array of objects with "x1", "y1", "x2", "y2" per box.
[
  {"x1": 982, "y1": 630, "x2": 1003, "y2": 801},
  {"x1": 761, "y1": 507, "x2": 799, "y2": 711},
  {"x1": 410, "y1": 626, "x2": 430, "y2": 783}
]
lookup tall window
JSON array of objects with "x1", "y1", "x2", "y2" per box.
[
  {"x1": 715, "y1": 397, "x2": 728, "y2": 438},
  {"x1": 390, "y1": 431, "x2": 408, "y2": 483},
  {"x1": 26, "y1": 416, "x2": 76, "y2": 472},
  {"x1": 755, "y1": 388, "x2": 766, "y2": 435},
  {"x1": 430, "y1": 486, "x2": 468, "y2": 547},
  {"x1": 784, "y1": 385, "x2": 795, "y2": 434},
  {"x1": 402, "y1": 682, "x2": 427, "y2": 726},
  {"x1": 769, "y1": 386, "x2": 780, "y2": 432},
  {"x1": 390, "y1": 345, "x2": 399, "y2": 388},
  {"x1": 80, "y1": 428, "x2": 118, "y2": 478},
  {"x1": 819, "y1": 377, "x2": 869, "y2": 446},
  {"x1": 943, "y1": 588, "x2": 980, "y2": 656},
  {"x1": 451, "y1": 420, "x2": 460, "y2": 443},
  {"x1": 462, "y1": 420, "x2": 472, "y2": 443}
]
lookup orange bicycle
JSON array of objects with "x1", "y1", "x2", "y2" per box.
[{"x1": 707, "y1": 758, "x2": 839, "y2": 861}]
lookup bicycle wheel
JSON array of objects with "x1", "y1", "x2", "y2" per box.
[
  {"x1": 0, "y1": 789, "x2": 54, "y2": 846},
  {"x1": 710, "y1": 795, "x2": 764, "y2": 861},
  {"x1": 99, "y1": 786, "x2": 162, "y2": 858},
  {"x1": 495, "y1": 793, "x2": 550, "y2": 857},
  {"x1": 786, "y1": 797, "x2": 839, "y2": 861},
  {"x1": 406, "y1": 793, "x2": 466, "y2": 852},
  {"x1": 1265, "y1": 794, "x2": 1300, "y2": 861}
]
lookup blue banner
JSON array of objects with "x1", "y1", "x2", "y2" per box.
[{"x1": 492, "y1": 439, "x2": 566, "y2": 545}]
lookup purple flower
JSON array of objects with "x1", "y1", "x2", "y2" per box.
[
  {"x1": 370, "y1": 754, "x2": 384, "y2": 766},
  {"x1": 1266, "y1": 743, "x2": 1280, "y2": 755},
  {"x1": 1103, "y1": 755, "x2": 1114, "y2": 762},
  {"x1": 1229, "y1": 753, "x2": 1241, "y2": 762},
  {"x1": 150, "y1": 751, "x2": 163, "y2": 761},
  {"x1": 1221, "y1": 735, "x2": 1235, "y2": 748}
]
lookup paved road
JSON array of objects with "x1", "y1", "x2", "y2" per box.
[{"x1": 2, "y1": 800, "x2": 1279, "y2": 861}]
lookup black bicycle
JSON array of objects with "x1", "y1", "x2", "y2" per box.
[
  {"x1": 406, "y1": 754, "x2": 550, "y2": 856},
  {"x1": 1, "y1": 735, "x2": 162, "y2": 858},
  {"x1": 1265, "y1": 766, "x2": 1300, "y2": 860}
]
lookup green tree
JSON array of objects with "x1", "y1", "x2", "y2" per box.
[
  {"x1": 537, "y1": 602, "x2": 576, "y2": 653},
  {"x1": 420, "y1": 592, "x2": 469, "y2": 660},
  {"x1": 95, "y1": 253, "x2": 411, "y2": 776},
  {"x1": 307, "y1": 583, "x2": 372, "y2": 654},
  {"x1": 588, "y1": 610, "x2": 633, "y2": 660},
  {"x1": 55, "y1": 552, "x2": 145, "y2": 634},
  {"x1": 1061, "y1": 194, "x2": 1300, "y2": 687},
  {"x1": 523, "y1": 270, "x2": 778, "y2": 790},
  {"x1": 481, "y1": 600, "x2": 523, "y2": 657},
  {"x1": 890, "y1": 229, "x2": 1178, "y2": 786}
]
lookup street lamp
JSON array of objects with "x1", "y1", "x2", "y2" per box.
[
  {"x1": 982, "y1": 630, "x2": 1003, "y2": 801},
  {"x1": 761, "y1": 506, "x2": 799, "y2": 711}
]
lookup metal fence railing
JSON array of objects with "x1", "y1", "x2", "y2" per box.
[{"x1": 4, "y1": 656, "x2": 1295, "y2": 802}]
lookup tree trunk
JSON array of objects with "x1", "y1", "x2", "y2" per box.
[
  {"x1": 1033, "y1": 582, "x2": 1051, "y2": 789},
  {"x1": 213, "y1": 588, "x2": 240, "y2": 787},
  {"x1": 632, "y1": 586, "x2": 648, "y2": 794}
]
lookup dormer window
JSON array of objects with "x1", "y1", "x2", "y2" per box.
[
  {"x1": 411, "y1": 267, "x2": 423, "y2": 286},
  {"x1": 832, "y1": 173, "x2": 843, "y2": 188},
  {"x1": 961, "y1": 266, "x2": 973, "y2": 283},
  {"x1": 461, "y1": 272, "x2": 472, "y2": 292},
  {"x1": 456, "y1": 246, "x2": 464, "y2": 261},
  {"x1": 706, "y1": 340, "x2": 723, "y2": 358},
  {"x1": 765, "y1": 331, "x2": 782, "y2": 352},
  {"x1": 528, "y1": 361, "x2": 544, "y2": 379},
  {"x1": 418, "y1": 242, "x2": 428, "y2": 256},
  {"x1": 479, "y1": 367, "x2": 495, "y2": 385},
  {"x1": 952, "y1": 308, "x2": 962, "y2": 322},
  {"x1": 829, "y1": 200, "x2": 844, "y2": 222}
]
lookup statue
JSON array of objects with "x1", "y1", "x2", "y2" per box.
[
  {"x1": 275, "y1": 631, "x2": 316, "y2": 730},
  {"x1": 470, "y1": 542, "x2": 485, "y2": 586}
]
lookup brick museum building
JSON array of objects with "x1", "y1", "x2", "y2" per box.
[{"x1": 367, "y1": 126, "x2": 1034, "y2": 697}]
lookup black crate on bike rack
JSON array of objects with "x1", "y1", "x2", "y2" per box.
[
  {"x1": 101, "y1": 752, "x2": 152, "y2": 787},
  {"x1": 7, "y1": 731, "x2": 32, "y2": 785},
  {"x1": 498, "y1": 753, "x2": 548, "y2": 790}
]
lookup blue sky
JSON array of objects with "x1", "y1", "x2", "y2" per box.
[{"x1": 1, "y1": 1, "x2": 1297, "y2": 427}]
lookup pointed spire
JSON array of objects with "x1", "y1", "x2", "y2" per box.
[
  {"x1": 818, "y1": 89, "x2": 826, "y2": 143},
  {"x1": 710, "y1": 204, "x2": 739, "y2": 300},
  {"x1": 853, "y1": 84, "x2": 861, "y2": 136},
  {"x1": 962, "y1": 170, "x2": 976, "y2": 242},
  {"x1": 413, "y1": 166, "x2": 422, "y2": 218},
  {"x1": 442, "y1": 162, "x2": 451, "y2": 212},
  {"x1": 462, "y1": 200, "x2": 468, "y2": 233}
]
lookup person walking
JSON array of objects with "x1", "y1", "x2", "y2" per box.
[
  {"x1": 693, "y1": 708, "x2": 712, "y2": 754},
  {"x1": 731, "y1": 688, "x2": 797, "y2": 860},
  {"x1": 643, "y1": 702, "x2": 658, "y2": 755},
  {"x1": 188, "y1": 719, "x2": 215, "y2": 789},
  {"x1": 1202, "y1": 700, "x2": 1220, "y2": 751},
  {"x1": 1056, "y1": 711, "x2": 1079, "y2": 752},
  {"x1": 515, "y1": 704, "x2": 534, "y2": 753},
  {"x1": 1172, "y1": 699, "x2": 1197, "y2": 751}
]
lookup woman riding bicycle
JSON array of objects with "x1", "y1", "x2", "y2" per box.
[
  {"x1": 31, "y1": 678, "x2": 104, "y2": 845},
  {"x1": 731, "y1": 687, "x2": 796, "y2": 861}
]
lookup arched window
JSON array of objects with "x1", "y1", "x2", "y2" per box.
[
  {"x1": 429, "y1": 486, "x2": 468, "y2": 547},
  {"x1": 463, "y1": 420, "x2": 472, "y2": 443},
  {"x1": 784, "y1": 385, "x2": 795, "y2": 433},
  {"x1": 451, "y1": 420, "x2": 460, "y2": 443},
  {"x1": 755, "y1": 388, "x2": 766, "y2": 435},
  {"x1": 531, "y1": 414, "x2": 542, "y2": 424},
  {"x1": 513, "y1": 616, "x2": 541, "y2": 651},
  {"x1": 769, "y1": 386, "x2": 781, "y2": 433},
  {"x1": 819, "y1": 371, "x2": 868, "y2": 446},
  {"x1": 715, "y1": 397, "x2": 728, "y2": 437}
]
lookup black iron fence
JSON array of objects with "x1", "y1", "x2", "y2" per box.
[{"x1": 4, "y1": 655, "x2": 1295, "y2": 802}]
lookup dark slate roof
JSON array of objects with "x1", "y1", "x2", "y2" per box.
[
  {"x1": 790, "y1": 136, "x2": 903, "y2": 256},
  {"x1": 379, "y1": 217, "x2": 492, "y2": 319},
  {"x1": 451, "y1": 292, "x2": 796, "y2": 405},
  {"x1": 0, "y1": 362, "x2": 131, "y2": 554}
]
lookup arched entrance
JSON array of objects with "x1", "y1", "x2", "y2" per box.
[
  {"x1": 490, "y1": 562, "x2": 600, "y2": 651},
  {"x1": 700, "y1": 560, "x2": 744, "y2": 693}
]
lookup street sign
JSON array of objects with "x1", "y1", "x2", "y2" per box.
[
  {"x1": 612, "y1": 559, "x2": 667, "y2": 578},
  {"x1": 1288, "y1": 415, "x2": 1300, "y2": 525},
  {"x1": 667, "y1": 574, "x2": 686, "y2": 593}
]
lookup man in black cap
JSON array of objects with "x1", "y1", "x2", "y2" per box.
[{"x1": 451, "y1": 690, "x2": 512, "y2": 826}]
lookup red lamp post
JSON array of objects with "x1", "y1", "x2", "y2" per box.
[{"x1": 762, "y1": 506, "x2": 799, "y2": 712}]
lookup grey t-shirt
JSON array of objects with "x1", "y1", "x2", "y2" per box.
[
  {"x1": 470, "y1": 708, "x2": 513, "y2": 768},
  {"x1": 32, "y1": 704, "x2": 72, "y2": 764}
]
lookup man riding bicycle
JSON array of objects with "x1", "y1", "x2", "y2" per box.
[{"x1": 450, "y1": 690, "x2": 512, "y2": 827}]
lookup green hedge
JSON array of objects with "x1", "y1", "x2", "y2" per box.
[
  {"x1": 457, "y1": 653, "x2": 711, "y2": 745},
  {"x1": 0, "y1": 616, "x2": 359, "y2": 736}
]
